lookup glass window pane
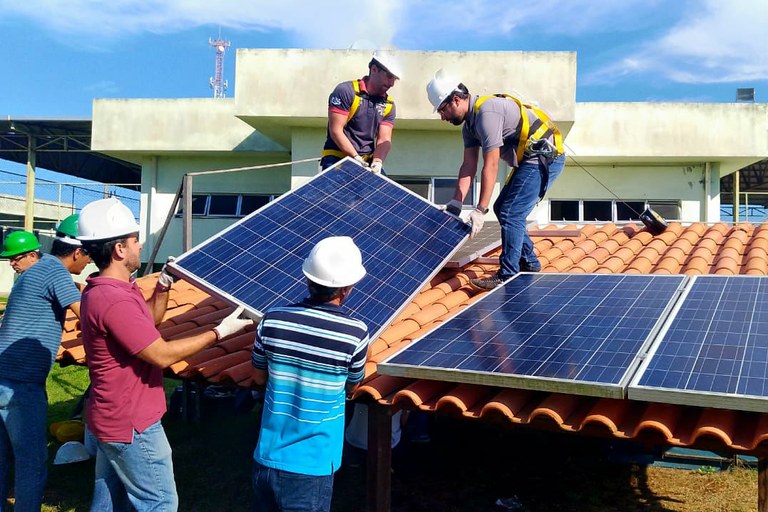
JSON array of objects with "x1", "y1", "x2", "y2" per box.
[
  {"x1": 616, "y1": 201, "x2": 645, "y2": 221},
  {"x1": 550, "y1": 201, "x2": 579, "y2": 221},
  {"x1": 394, "y1": 179, "x2": 430, "y2": 200},
  {"x1": 584, "y1": 201, "x2": 611, "y2": 221},
  {"x1": 433, "y1": 178, "x2": 474, "y2": 206},
  {"x1": 240, "y1": 195, "x2": 271, "y2": 216},
  {"x1": 208, "y1": 195, "x2": 239, "y2": 216},
  {"x1": 648, "y1": 201, "x2": 681, "y2": 221},
  {"x1": 176, "y1": 195, "x2": 208, "y2": 216}
]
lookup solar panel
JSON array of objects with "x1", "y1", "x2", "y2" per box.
[
  {"x1": 629, "y1": 275, "x2": 768, "y2": 413},
  {"x1": 168, "y1": 158, "x2": 470, "y2": 341},
  {"x1": 379, "y1": 273, "x2": 686, "y2": 398},
  {"x1": 445, "y1": 220, "x2": 501, "y2": 268}
]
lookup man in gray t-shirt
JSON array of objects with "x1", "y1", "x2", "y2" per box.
[
  {"x1": 320, "y1": 50, "x2": 402, "y2": 174},
  {"x1": 426, "y1": 69, "x2": 566, "y2": 290}
]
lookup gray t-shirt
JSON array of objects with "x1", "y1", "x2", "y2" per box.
[{"x1": 462, "y1": 94, "x2": 548, "y2": 168}]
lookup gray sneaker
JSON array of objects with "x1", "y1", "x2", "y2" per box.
[{"x1": 470, "y1": 274, "x2": 505, "y2": 290}]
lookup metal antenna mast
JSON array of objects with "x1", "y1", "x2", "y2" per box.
[{"x1": 209, "y1": 30, "x2": 231, "y2": 98}]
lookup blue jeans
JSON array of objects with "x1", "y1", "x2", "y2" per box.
[
  {"x1": 252, "y1": 461, "x2": 334, "y2": 512},
  {"x1": 0, "y1": 378, "x2": 48, "y2": 512},
  {"x1": 494, "y1": 154, "x2": 566, "y2": 278},
  {"x1": 91, "y1": 420, "x2": 178, "y2": 512}
]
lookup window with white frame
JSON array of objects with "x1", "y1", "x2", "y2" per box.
[
  {"x1": 393, "y1": 177, "x2": 475, "y2": 208},
  {"x1": 176, "y1": 193, "x2": 278, "y2": 218},
  {"x1": 550, "y1": 200, "x2": 681, "y2": 222}
]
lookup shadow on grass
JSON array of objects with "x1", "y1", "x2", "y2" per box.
[{"x1": 39, "y1": 404, "x2": 691, "y2": 511}]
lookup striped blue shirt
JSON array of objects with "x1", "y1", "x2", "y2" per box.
[
  {"x1": 0, "y1": 254, "x2": 80, "y2": 384},
  {"x1": 251, "y1": 299, "x2": 369, "y2": 476}
]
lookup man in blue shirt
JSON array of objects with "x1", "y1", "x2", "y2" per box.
[
  {"x1": 251, "y1": 236, "x2": 370, "y2": 512},
  {"x1": 0, "y1": 219, "x2": 90, "y2": 512}
]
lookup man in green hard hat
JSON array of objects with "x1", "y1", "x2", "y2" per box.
[
  {"x1": 1, "y1": 230, "x2": 42, "y2": 274},
  {"x1": 0, "y1": 215, "x2": 87, "y2": 511}
]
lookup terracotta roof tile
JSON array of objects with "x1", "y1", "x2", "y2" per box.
[{"x1": 55, "y1": 222, "x2": 768, "y2": 454}]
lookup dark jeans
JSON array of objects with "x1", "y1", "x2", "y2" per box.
[
  {"x1": 252, "y1": 461, "x2": 334, "y2": 512},
  {"x1": 494, "y1": 154, "x2": 566, "y2": 278}
]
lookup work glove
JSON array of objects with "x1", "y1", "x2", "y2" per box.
[
  {"x1": 443, "y1": 199, "x2": 463, "y2": 218},
  {"x1": 213, "y1": 306, "x2": 253, "y2": 341},
  {"x1": 157, "y1": 256, "x2": 177, "y2": 291},
  {"x1": 370, "y1": 159, "x2": 383, "y2": 174},
  {"x1": 353, "y1": 155, "x2": 370, "y2": 168},
  {"x1": 468, "y1": 208, "x2": 485, "y2": 239}
]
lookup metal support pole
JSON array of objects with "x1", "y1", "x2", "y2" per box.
[
  {"x1": 366, "y1": 403, "x2": 392, "y2": 512},
  {"x1": 142, "y1": 181, "x2": 184, "y2": 276},
  {"x1": 182, "y1": 174, "x2": 193, "y2": 252},
  {"x1": 24, "y1": 136, "x2": 36, "y2": 232},
  {"x1": 733, "y1": 169, "x2": 740, "y2": 223},
  {"x1": 759, "y1": 456, "x2": 767, "y2": 512}
]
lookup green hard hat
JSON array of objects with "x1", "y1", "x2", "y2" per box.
[
  {"x1": 56, "y1": 214, "x2": 80, "y2": 238},
  {"x1": 1, "y1": 230, "x2": 41, "y2": 258}
]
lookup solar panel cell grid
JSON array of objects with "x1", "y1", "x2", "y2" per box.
[
  {"x1": 170, "y1": 159, "x2": 470, "y2": 341},
  {"x1": 630, "y1": 275, "x2": 768, "y2": 412},
  {"x1": 379, "y1": 273, "x2": 686, "y2": 398}
]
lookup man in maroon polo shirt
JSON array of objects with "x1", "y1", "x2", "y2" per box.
[{"x1": 77, "y1": 197, "x2": 252, "y2": 511}]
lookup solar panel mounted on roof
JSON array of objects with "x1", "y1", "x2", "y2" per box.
[
  {"x1": 168, "y1": 158, "x2": 470, "y2": 341},
  {"x1": 378, "y1": 273, "x2": 687, "y2": 398},
  {"x1": 629, "y1": 275, "x2": 768, "y2": 413}
]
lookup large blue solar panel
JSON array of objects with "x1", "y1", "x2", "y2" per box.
[
  {"x1": 379, "y1": 273, "x2": 686, "y2": 398},
  {"x1": 168, "y1": 159, "x2": 470, "y2": 341},
  {"x1": 629, "y1": 275, "x2": 768, "y2": 412}
]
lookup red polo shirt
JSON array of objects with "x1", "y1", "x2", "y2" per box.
[{"x1": 81, "y1": 276, "x2": 165, "y2": 443}]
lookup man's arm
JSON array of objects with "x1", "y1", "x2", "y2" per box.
[
  {"x1": 68, "y1": 301, "x2": 81, "y2": 319},
  {"x1": 145, "y1": 287, "x2": 170, "y2": 326},
  {"x1": 476, "y1": 147, "x2": 501, "y2": 210},
  {"x1": 252, "y1": 367, "x2": 268, "y2": 386},
  {"x1": 328, "y1": 111, "x2": 359, "y2": 158},
  {"x1": 452, "y1": 146, "x2": 481, "y2": 202},
  {"x1": 137, "y1": 330, "x2": 218, "y2": 369},
  {"x1": 372, "y1": 123, "x2": 393, "y2": 163}
]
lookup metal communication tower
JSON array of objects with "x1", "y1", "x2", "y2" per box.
[{"x1": 209, "y1": 35, "x2": 231, "y2": 98}]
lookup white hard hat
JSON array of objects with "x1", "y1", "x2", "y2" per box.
[
  {"x1": 371, "y1": 50, "x2": 403, "y2": 80},
  {"x1": 302, "y1": 236, "x2": 366, "y2": 288},
  {"x1": 77, "y1": 197, "x2": 140, "y2": 241},
  {"x1": 53, "y1": 441, "x2": 91, "y2": 465},
  {"x1": 426, "y1": 68, "x2": 461, "y2": 112}
]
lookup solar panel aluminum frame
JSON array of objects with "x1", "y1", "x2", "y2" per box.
[
  {"x1": 629, "y1": 275, "x2": 768, "y2": 413},
  {"x1": 166, "y1": 158, "x2": 470, "y2": 340},
  {"x1": 379, "y1": 273, "x2": 688, "y2": 399}
]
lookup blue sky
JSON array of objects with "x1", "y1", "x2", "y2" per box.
[{"x1": 0, "y1": 0, "x2": 766, "y2": 184}]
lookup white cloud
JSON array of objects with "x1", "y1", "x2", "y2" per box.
[
  {"x1": 0, "y1": 0, "x2": 403, "y2": 49},
  {"x1": 84, "y1": 80, "x2": 120, "y2": 95},
  {"x1": 584, "y1": 0, "x2": 768, "y2": 85}
]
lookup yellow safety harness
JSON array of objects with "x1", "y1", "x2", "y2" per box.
[
  {"x1": 474, "y1": 94, "x2": 563, "y2": 184},
  {"x1": 474, "y1": 93, "x2": 564, "y2": 195},
  {"x1": 322, "y1": 80, "x2": 394, "y2": 160}
]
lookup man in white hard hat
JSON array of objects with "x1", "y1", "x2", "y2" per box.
[
  {"x1": 320, "y1": 50, "x2": 402, "y2": 173},
  {"x1": 76, "y1": 197, "x2": 253, "y2": 511},
  {"x1": 426, "y1": 69, "x2": 566, "y2": 290},
  {"x1": 250, "y1": 236, "x2": 370, "y2": 512},
  {"x1": 0, "y1": 217, "x2": 89, "y2": 511}
]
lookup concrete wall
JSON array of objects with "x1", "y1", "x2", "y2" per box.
[{"x1": 88, "y1": 49, "x2": 768, "y2": 265}]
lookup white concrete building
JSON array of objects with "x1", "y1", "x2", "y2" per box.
[{"x1": 90, "y1": 49, "x2": 768, "y2": 264}]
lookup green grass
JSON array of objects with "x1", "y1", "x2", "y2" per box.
[{"x1": 12, "y1": 365, "x2": 758, "y2": 512}]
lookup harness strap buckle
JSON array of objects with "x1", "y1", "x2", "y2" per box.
[{"x1": 525, "y1": 138, "x2": 558, "y2": 160}]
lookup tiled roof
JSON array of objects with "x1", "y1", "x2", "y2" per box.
[{"x1": 57, "y1": 221, "x2": 768, "y2": 454}]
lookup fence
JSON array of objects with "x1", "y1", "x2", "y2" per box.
[
  {"x1": 720, "y1": 192, "x2": 768, "y2": 223},
  {"x1": 0, "y1": 179, "x2": 140, "y2": 233}
]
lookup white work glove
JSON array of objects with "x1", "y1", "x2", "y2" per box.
[
  {"x1": 370, "y1": 159, "x2": 383, "y2": 174},
  {"x1": 443, "y1": 199, "x2": 463, "y2": 218},
  {"x1": 213, "y1": 306, "x2": 253, "y2": 341},
  {"x1": 353, "y1": 155, "x2": 370, "y2": 168},
  {"x1": 468, "y1": 208, "x2": 485, "y2": 239},
  {"x1": 157, "y1": 256, "x2": 177, "y2": 291}
]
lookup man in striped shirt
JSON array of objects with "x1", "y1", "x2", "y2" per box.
[{"x1": 251, "y1": 236, "x2": 370, "y2": 512}]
